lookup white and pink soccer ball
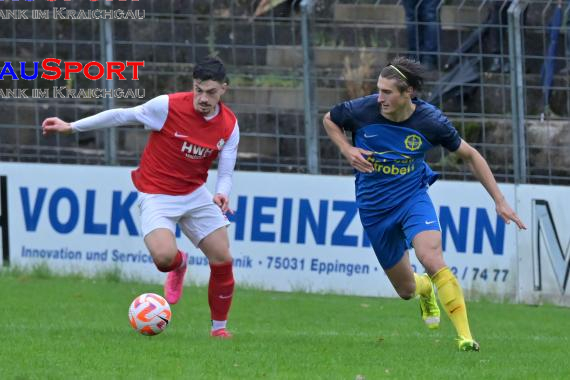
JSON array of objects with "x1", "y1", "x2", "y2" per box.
[{"x1": 128, "y1": 293, "x2": 171, "y2": 336}]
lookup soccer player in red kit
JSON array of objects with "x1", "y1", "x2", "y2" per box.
[{"x1": 42, "y1": 57, "x2": 239, "y2": 338}]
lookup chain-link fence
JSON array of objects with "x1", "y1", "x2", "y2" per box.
[{"x1": 1, "y1": 0, "x2": 569, "y2": 184}]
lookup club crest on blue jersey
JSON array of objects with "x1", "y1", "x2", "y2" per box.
[
  {"x1": 404, "y1": 134, "x2": 422, "y2": 151},
  {"x1": 329, "y1": 95, "x2": 460, "y2": 211}
]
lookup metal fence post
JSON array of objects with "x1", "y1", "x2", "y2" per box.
[
  {"x1": 508, "y1": 0, "x2": 527, "y2": 184},
  {"x1": 100, "y1": 1, "x2": 117, "y2": 165},
  {"x1": 301, "y1": 0, "x2": 320, "y2": 174}
]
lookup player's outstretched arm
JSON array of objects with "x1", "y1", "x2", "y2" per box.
[
  {"x1": 41, "y1": 95, "x2": 169, "y2": 136},
  {"x1": 454, "y1": 139, "x2": 527, "y2": 230},
  {"x1": 322, "y1": 112, "x2": 373, "y2": 173},
  {"x1": 42, "y1": 117, "x2": 73, "y2": 135}
]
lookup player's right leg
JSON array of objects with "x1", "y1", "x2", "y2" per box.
[
  {"x1": 138, "y1": 192, "x2": 187, "y2": 305},
  {"x1": 144, "y1": 228, "x2": 181, "y2": 271},
  {"x1": 414, "y1": 272, "x2": 440, "y2": 329},
  {"x1": 144, "y1": 228, "x2": 188, "y2": 305},
  {"x1": 360, "y1": 207, "x2": 426, "y2": 303},
  {"x1": 384, "y1": 251, "x2": 416, "y2": 300},
  {"x1": 382, "y1": 251, "x2": 439, "y2": 329}
]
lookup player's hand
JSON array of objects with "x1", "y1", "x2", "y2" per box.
[
  {"x1": 42, "y1": 117, "x2": 73, "y2": 136},
  {"x1": 213, "y1": 193, "x2": 233, "y2": 215},
  {"x1": 342, "y1": 146, "x2": 374, "y2": 173},
  {"x1": 496, "y1": 198, "x2": 526, "y2": 230}
]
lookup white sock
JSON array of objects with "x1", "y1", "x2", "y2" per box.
[{"x1": 212, "y1": 320, "x2": 227, "y2": 331}]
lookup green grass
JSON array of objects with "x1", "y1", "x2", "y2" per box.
[{"x1": 1, "y1": 268, "x2": 569, "y2": 380}]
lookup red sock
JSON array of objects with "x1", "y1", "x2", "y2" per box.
[
  {"x1": 208, "y1": 261, "x2": 234, "y2": 321},
  {"x1": 156, "y1": 250, "x2": 184, "y2": 273}
]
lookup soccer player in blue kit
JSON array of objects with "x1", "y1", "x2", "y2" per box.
[{"x1": 323, "y1": 57, "x2": 526, "y2": 351}]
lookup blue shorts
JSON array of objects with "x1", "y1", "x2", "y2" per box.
[{"x1": 359, "y1": 191, "x2": 440, "y2": 270}]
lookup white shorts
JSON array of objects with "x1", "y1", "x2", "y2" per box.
[{"x1": 137, "y1": 185, "x2": 230, "y2": 247}]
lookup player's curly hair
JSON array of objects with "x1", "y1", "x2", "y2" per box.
[
  {"x1": 380, "y1": 57, "x2": 426, "y2": 93},
  {"x1": 193, "y1": 56, "x2": 229, "y2": 84}
]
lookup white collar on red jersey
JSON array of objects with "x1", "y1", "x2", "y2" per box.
[{"x1": 204, "y1": 104, "x2": 220, "y2": 121}]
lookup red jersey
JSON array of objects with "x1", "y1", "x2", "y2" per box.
[{"x1": 131, "y1": 92, "x2": 238, "y2": 195}]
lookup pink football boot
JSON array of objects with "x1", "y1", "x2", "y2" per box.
[
  {"x1": 210, "y1": 328, "x2": 233, "y2": 339},
  {"x1": 163, "y1": 252, "x2": 188, "y2": 304}
]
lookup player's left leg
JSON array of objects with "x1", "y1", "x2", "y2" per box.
[
  {"x1": 403, "y1": 191, "x2": 478, "y2": 350},
  {"x1": 180, "y1": 198, "x2": 234, "y2": 338},
  {"x1": 198, "y1": 227, "x2": 234, "y2": 339},
  {"x1": 414, "y1": 230, "x2": 479, "y2": 351}
]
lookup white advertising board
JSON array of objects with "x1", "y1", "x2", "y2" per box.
[
  {"x1": 515, "y1": 185, "x2": 570, "y2": 306},
  {"x1": 1, "y1": 162, "x2": 561, "y2": 305}
]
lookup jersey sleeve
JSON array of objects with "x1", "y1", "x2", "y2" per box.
[
  {"x1": 134, "y1": 95, "x2": 169, "y2": 131},
  {"x1": 215, "y1": 121, "x2": 239, "y2": 196},
  {"x1": 71, "y1": 95, "x2": 168, "y2": 132},
  {"x1": 329, "y1": 101, "x2": 358, "y2": 131},
  {"x1": 432, "y1": 112, "x2": 461, "y2": 152}
]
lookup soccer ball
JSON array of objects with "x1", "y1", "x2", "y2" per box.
[{"x1": 128, "y1": 293, "x2": 171, "y2": 336}]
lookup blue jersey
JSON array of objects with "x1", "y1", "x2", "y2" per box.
[{"x1": 330, "y1": 95, "x2": 461, "y2": 211}]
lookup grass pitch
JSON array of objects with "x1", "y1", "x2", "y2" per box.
[{"x1": 1, "y1": 267, "x2": 568, "y2": 380}]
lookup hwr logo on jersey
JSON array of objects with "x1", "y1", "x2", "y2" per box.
[{"x1": 181, "y1": 141, "x2": 213, "y2": 159}]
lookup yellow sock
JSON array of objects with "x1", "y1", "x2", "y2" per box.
[
  {"x1": 432, "y1": 267, "x2": 473, "y2": 340},
  {"x1": 414, "y1": 273, "x2": 431, "y2": 298}
]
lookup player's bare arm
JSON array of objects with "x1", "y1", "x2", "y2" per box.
[
  {"x1": 322, "y1": 112, "x2": 374, "y2": 173},
  {"x1": 454, "y1": 139, "x2": 527, "y2": 230},
  {"x1": 213, "y1": 193, "x2": 232, "y2": 214}
]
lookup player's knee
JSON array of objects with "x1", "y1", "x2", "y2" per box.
[
  {"x1": 398, "y1": 292, "x2": 415, "y2": 300},
  {"x1": 207, "y1": 250, "x2": 232, "y2": 264},
  {"x1": 430, "y1": 239, "x2": 442, "y2": 251},
  {"x1": 418, "y1": 240, "x2": 441, "y2": 255},
  {"x1": 396, "y1": 284, "x2": 415, "y2": 300},
  {"x1": 154, "y1": 258, "x2": 173, "y2": 272},
  {"x1": 151, "y1": 249, "x2": 178, "y2": 272},
  {"x1": 201, "y1": 243, "x2": 232, "y2": 264},
  {"x1": 417, "y1": 248, "x2": 444, "y2": 275}
]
